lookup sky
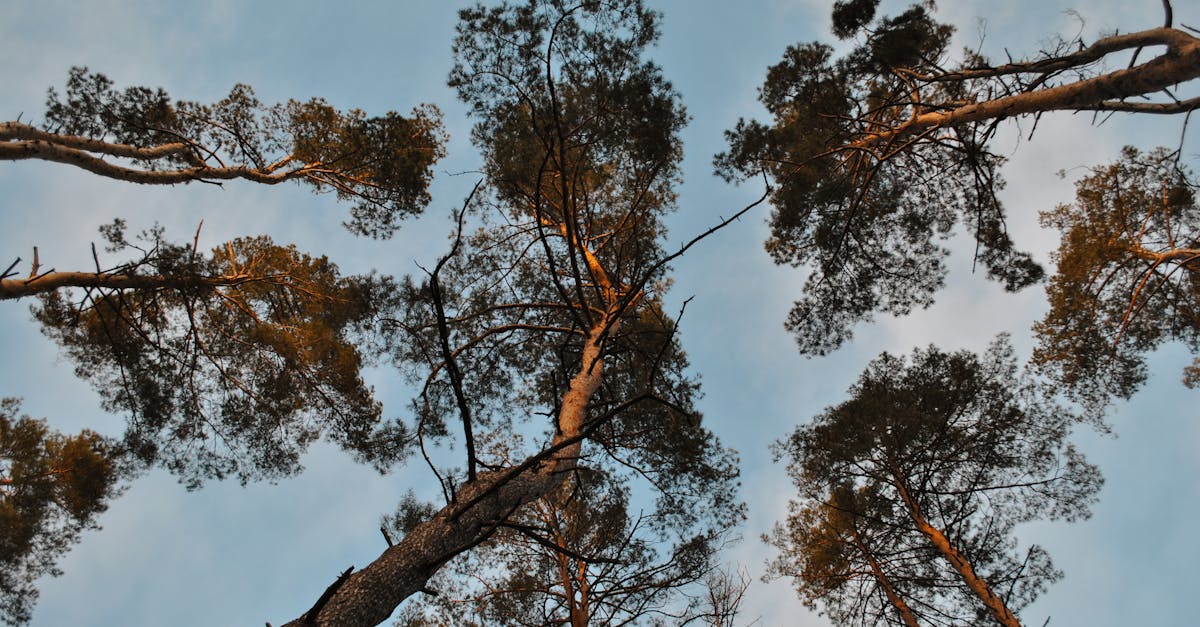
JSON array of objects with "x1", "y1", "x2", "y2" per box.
[{"x1": 0, "y1": 1, "x2": 1197, "y2": 625}]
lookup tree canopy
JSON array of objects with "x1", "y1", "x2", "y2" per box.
[
  {"x1": 769, "y1": 338, "x2": 1101, "y2": 626},
  {"x1": 1, "y1": 1, "x2": 1195, "y2": 625},
  {"x1": 0, "y1": 67, "x2": 446, "y2": 238},
  {"x1": 1035, "y1": 146, "x2": 1200, "y2": 411},
  {"x1": 717, "y1": 0, "x2": 1200, "y2": 355},
  {"x1": 1, "y1": 2, "x2": 747, "y2": 623},
  {"x1": 273, "y1": 1, "x2": 743, "y2": 623},
  {"x1": 0, "y1": 399, "x2": 122, "y2": 626},
  {"x1": 26, "y1": 224, "x2": 404, "y2": 487}
]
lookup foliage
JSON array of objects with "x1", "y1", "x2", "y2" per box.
[
  {"x1": 1035, "y1": 146, "x2": 1200, "y2": 411},
  {"x1": 33, "y1": 223, "x2": 405, "y2": 487},
  {"x1": 9, "y1": 67, "x2": 447, "y2": 238},
  {"x1": 381, "y1": 0, "x2": 734, "y2": 508},
  {"x1": 1, "y1": 19, "x2": 445, "y2": 627},
  {"x1": 769, "y1": 338, "x2": 1101, "y2": 626},
  {"x1": 715, "y1": 4, "x2": 1036, "y2": 356},
  {"x1": 717, "y1": 1, "x2": 1199, "y2": 355},
  {"x1": 338, "y1": 0, "x2": 745, "y2": 621},
  {"x1": 269, "y1": 2, "x2": 745, "y2": 622},
  {"x1": 0, "y1": 2, "x2": 751, "y2": 622},
  {"x1": 0, "y1": 399, "x2": 123, "y2": 625}
]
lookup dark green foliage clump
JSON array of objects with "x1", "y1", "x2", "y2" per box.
[
  {"x1": 769, "y1": 338, "x2": 1100, "y2": 625},
  {"x1": 716, "y1": 3, "x2": 1043, "y2": 355},
  {"x1": 35, "y1": 224, "x2": 408, "y2": 487},
  {"x1": 831, "y1": 0, "x2": 879, "y2": 39},
  {"x1": 0, "y1": 399, "x2": 123, "y2": 625},
  {"x1": 43, "y1": 67, "x2": 446, "y2": 238}
]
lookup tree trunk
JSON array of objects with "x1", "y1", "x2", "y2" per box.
[
  {"x1": 0, "y1": 270, "x2": 271, "y2": 300},
  {"x1": 281, "y1": 323, "x2": 611, "y2": 627}
]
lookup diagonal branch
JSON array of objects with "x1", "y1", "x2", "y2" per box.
[{"x1": 862, "y1": 28, "x2": 1200, "y2": 148}]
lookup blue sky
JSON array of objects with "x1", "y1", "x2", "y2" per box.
[{"x1": 1, "y1": 1, "x2": 1197, "y2": 625}]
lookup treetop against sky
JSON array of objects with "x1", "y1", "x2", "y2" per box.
[{"x1": 0, "y1": 1, "x2": 1197, "y2": 626}]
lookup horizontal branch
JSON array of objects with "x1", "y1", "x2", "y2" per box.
[
  {"x1": 907, "y1": 27, "x2": 1197, "y2": 82},
  {"x1": 0, "y1": 468, "x2": 73, "y2": 486},
  {"x1": 1126, "y1": 245, "x2": 1200, "y2": 267},
  {"x1": 0, "y1": 269, "x2": 284, "y2": 300},
  {"x1": 0, "y1": 139, "x2": 304, "y2": 186},
  {"x1": 1078, "y1": 95, "x2": 1200, "y2": 114}
]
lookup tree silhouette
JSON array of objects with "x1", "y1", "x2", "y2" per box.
[
  {"x1": 273, "y1": 3, "x2": 748, "y2": 623},
  {"x1": 0, "y1": 66, "x2": 448, "y2": 621},
  {"x1": 1, "y1": 67, "x2": 446, "y2": 238},
  {"x1": 19, "y1": 224, "x2": 404, "y2": 487},
  {"x1": 1, "y1": 2, "x2": 760, "y2": 623}
]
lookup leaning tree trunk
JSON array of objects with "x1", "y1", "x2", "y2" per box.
[
  {"x1": 891, "y1": 475, "x2": 1021, "y2": 627},
  {"x1": 281, "y1": 323, "x2": 611, "y2": 627}
]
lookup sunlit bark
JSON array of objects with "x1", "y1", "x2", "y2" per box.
[
  {"x1": 850, "y1": 527, "x2": 921, "y2": 627},
  {"x1": 891, "y1": 473, "x2": 1021, "y2": 627},
  {"x1": 0, "y1": 269, "x2": 277, "y2": 300},
  {"x1": 858, "y1": 27, "x2": 1200, "y2": 149}
]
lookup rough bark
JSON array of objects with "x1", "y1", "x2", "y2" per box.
[
  {"x1": 281, "y1": 323, "x2": 612, "y2": 627},
  {"x1": 0, "y1": 121, "x2": 199, "y2": 162},
  {"x1": 0, "y1": 120, "x2": 384, "y2": 193},
  {"x1": 0, "y1": 137, "x2": 304, "y2": 186},
  {"x1": 1126, "y1": 245, "x2": 1200, "y2": 266}
]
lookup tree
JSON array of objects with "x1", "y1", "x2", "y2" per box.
[
  {"x1": 268, "y1": 2, "x2": 747, "y2": 623},
  {"x1": 1, "y1": 1, "x2": 748, "y2": 624},
  {"x1": 0, "y1": 72, "x2": 442, "y2": 617},
  {"x1": 0, "y1": 67, "x2": 450, "y2": 492},
  {"x1": 716, "y1": 0, "x2": 1200, "y2": 355},
  {"x1": 0, "y1": 399, "x2": 123, "y2": 626},
  {"x1": 768, "y1": 338, "x2": 1101, "y2": 626},
  {"x1": 1035, "y1": 146, "x2": 1200, "y2": 411},
  {"x1": 18, "y1": 224, "x2": 406, "y2": 487}
]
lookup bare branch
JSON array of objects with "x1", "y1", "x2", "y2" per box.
[
  {"x1": 428, "y1": 180, "x2": 485, "y2": 481},
  {"x1": 0, "y1": 269, "x2": 286, "y2": 300}
]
